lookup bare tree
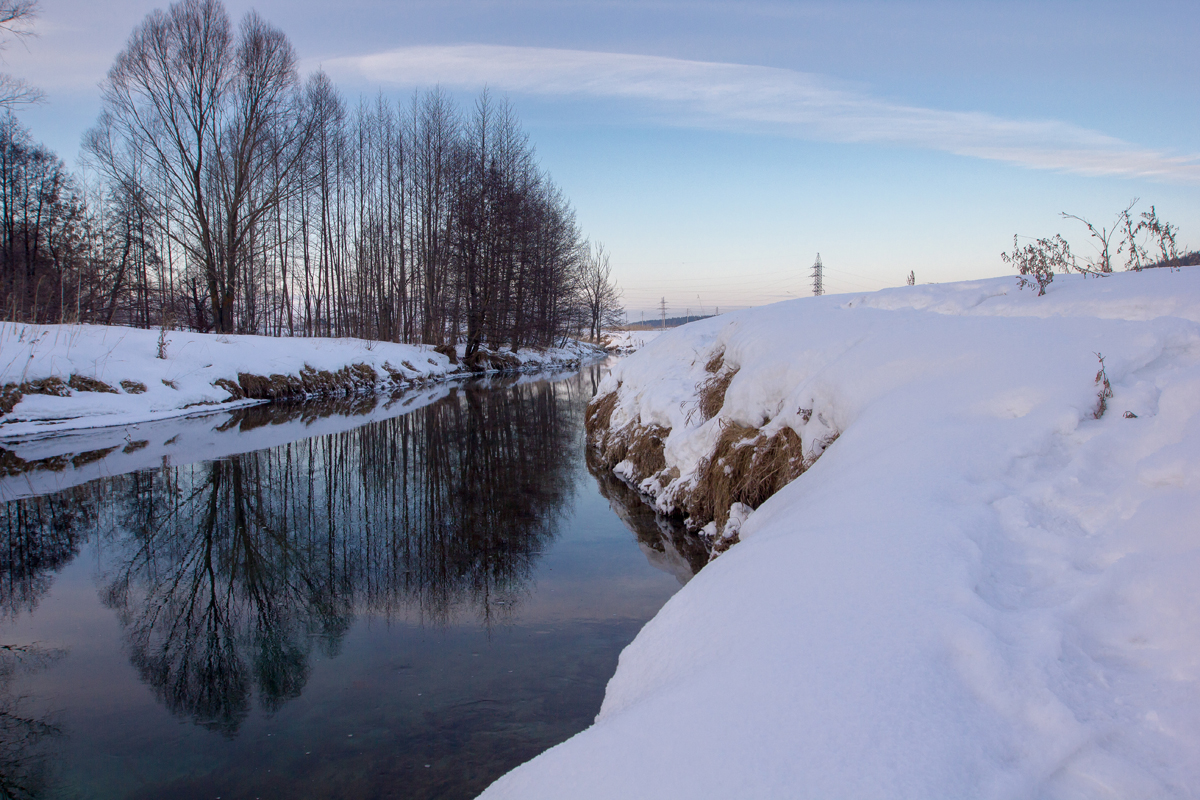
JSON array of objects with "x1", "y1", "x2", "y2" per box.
[
  {"x1": 6, "y1": 2, "x2": 593, "y2": 345},
  {"x1": 87, "y1": 0, "x2": 307, "y2": 333},
  {"x1": 0, "y1": 1, "x2": 42, "y2": 109},
  {"x1": 579, "y1": 242, "x2": 622, "y2": 342}
]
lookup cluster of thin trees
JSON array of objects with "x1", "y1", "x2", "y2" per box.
[{"x1": 0, "y1": 0, "x2": 622, "y2": 349}]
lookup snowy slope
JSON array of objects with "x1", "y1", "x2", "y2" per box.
[
  {"x1": 0, "y1": 323, "x2": 598, "y2": 439},
  {"x1": 482, "y1": 269, "x2": 1200, "y2": 799}
]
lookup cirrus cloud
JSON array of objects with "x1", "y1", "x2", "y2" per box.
[{"x1": 316, "y1": 44, "x2": 1200, "y2": 183}]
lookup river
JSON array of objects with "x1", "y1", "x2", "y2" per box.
[{"x1": 0, "y1": 364, "x2": 706, "y2": 799}]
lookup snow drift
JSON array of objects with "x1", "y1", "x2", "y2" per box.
[{"x1": 482, "y1": 269, "x2": 1200, "y2": 799}]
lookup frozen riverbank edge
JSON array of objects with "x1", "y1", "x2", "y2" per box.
[
  {"x1": 0, "y1": 323, "x2": 602, "y2": 442},
  {"x1": 482, "y1": 269, "x2": 1200, "y2": 799}
]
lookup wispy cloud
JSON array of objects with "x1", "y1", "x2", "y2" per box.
[{"x1": 317, "y1": 44, "x2": 1200, "y2": 183}]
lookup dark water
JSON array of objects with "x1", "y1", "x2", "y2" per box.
[{"x1": 0, "y1": 367, "x2": 705, "y2": 799}]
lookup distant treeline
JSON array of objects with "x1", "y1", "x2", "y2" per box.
[
  {"x1": 0, "y1": 0, "x2": 621, "y2": 353},
  {"x1": 1151, "y1": 250, "x2": 1200, "y2": 268}
]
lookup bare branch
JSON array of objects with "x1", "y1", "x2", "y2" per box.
[
  {"x1": 0, "y1": 1, "x2": 38, "y2": 38},
  {"x1": 0, "y1": 72, "x2": 40, "y2": 107}
]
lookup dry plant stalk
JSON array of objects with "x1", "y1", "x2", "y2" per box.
[
  {"x1": 1094, "y1": 352, "x2": 1113, "y2": 419},
  {"x1": 697, "y1": 369, "x2": 737, "y2": 422},
  {"x1": 704, "y1": 349, "x2": 725, "y2": 374}
]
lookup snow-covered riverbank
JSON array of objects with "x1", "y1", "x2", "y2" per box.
[
  {"x1": 0, "y1": 323, "x2": 600, "y2": 440},
  {"x1": 483, "y1": 268, "x2": 1200, "y2": 798},
  {"x1": 600, "y1": 328, "x2": 667, "y2": 352}
]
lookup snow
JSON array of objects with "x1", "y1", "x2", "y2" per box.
[
  {"x1": 481, "y1": 269, "x2": 1200, "y2": 799},
  {"x1": 0, "y1": 323, "x2": 599, "y2": 439},
  {"x1": 601, "y1": 328, "x2": 668, "y2": 352}
]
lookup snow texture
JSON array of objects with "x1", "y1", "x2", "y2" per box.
[
  {"x1": 482, "y1": 269, "x2": 1200, "y2": 799},
  {"x1": 0, "y1": 323, "x2": 598, "y2": 440}
]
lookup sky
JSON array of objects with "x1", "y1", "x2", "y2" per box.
[{"x1": 4, "y1": 0, "x2": 1199, "y2": 319}]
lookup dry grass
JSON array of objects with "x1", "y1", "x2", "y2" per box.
[
  {"x1": 0, "y1": 383, "x2": 21, "y2": 414},
  {"x1": 68, "y1": 375, "x2": 117, "y2": 394},
  {"x1": 237, "y1": 372, "x2": 302, "y2": 400},
  {"x1": 696, "y1": 368, "x2": 737, "y2": 422},
  {"x1": 624, "y1": 423, "x2": 671, "y2": 477},
  {"x1": 710, "y1": 530, "x2": 740, "y2": 557},
  {"x1": 120, "y1": 380, "x2": 147, "y2": 394},
  {"x1": 684, "y1": 422, "x2": 807, "y2": 527},
  {"x1": 581, "y1": 346, "x2": 839, "y2": 558},
  {"x1": 348, "y1": 363, "x2": 378, "y2": 388},
  {"x1": 0, "y1": 449, "x2": 69, "y2": 476},
  {"x1": 213, "y1": 377, "x2": 243, "y2": 400},
  {"x1": 585, "y1": 391, "x2": 619, "y2": 439},
  {"x1": 231, "y1": 363, "x2": 379, "y2": 401},
  {"x1": 71, "y1": 447, "x2": 117, "y2": 468},
  {"x1": 693, "y1": 348, "x2": 737, "y2": 422},
  {"x1": 704, "y1": 349, "x2": 725, "y2": 374},
  {"x1": 21, "y1": 377, "x2": 69, "y2": 397},
  {"x1": 299, "y1": 365, "x2": 338, "y2": 394}
]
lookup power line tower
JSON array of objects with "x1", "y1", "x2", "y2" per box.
[
  {"x1": 659, "y1": 297, "x2": 668, "y2": 329},
  {"x1": 811, "y1": 253, "x2": 824, "y2": 296}
]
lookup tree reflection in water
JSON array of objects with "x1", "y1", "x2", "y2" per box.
[
  {"x1": 0, "y1": 377, "x2": 584, "y2": 737},
  {"x1": 0, "y1": 492, "x2": 87, "y2": 796},
  {"x1": 0, "y1": 494, "x2": 92, "y2": 621},
  {"x1": 0, "y1": 644, "x2": 64, "y2": 799},
  {"x1": 585, "y1": 448, "x2": 710, "y2": 583}
]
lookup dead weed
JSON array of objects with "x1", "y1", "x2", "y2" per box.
[
  {"x1": 68, "y1": 375, "x2": 117, "y2": 394},
  {"x1": 696, "y1": 368, "x2": 737, "y2": 422}
]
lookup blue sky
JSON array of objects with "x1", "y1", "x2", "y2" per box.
[{"x1": 7, "y1": 0, "x2": 1198, "y2": 317}]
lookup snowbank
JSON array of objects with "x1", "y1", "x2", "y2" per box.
[
  {"x1": 482, "y1": 269, "x2": 1200, "y2": 799},
  {"x1": 601, "y1": 329, "x2": 667, "y2": 352},
  {"x1": 0, "y1": 323, "x2": 599, "y2": 439}
]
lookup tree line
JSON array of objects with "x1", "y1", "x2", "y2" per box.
[{"x1": 0, "y1": 0, "x2": 622, "y2": 349}]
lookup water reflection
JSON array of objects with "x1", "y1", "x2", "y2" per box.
[
  {"x1": 2, "y1": 378, "x2": 584, "y2": 735},
  {"x1": 0, "y1": 366, "x2": 716, "y2": 800},
  {"x1": 586, "y1": 449, "x2": 710, "y2": 583},
  {"x1": 0, "y1": 494, "x2": 91, "y2": 620},
  {"x1": 0, "y1": 643, "x2": 64, "y2": 799}
]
